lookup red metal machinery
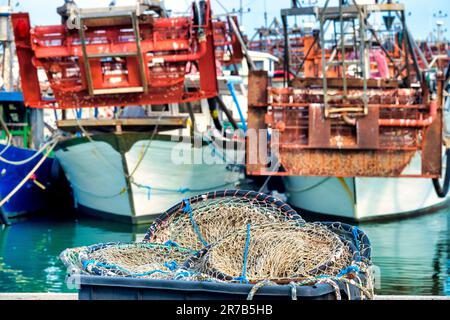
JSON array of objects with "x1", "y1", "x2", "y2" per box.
[
  {"x1": 213, "y1": 16, "x2": 244, "y2": 67},
  {"x1": 247, "y1": 2, "x2": 446, "y2": 179},
  {"x1": 11, "y1": 0, "x2": 220, "y2": 110},
  {"x1": 417, "y1": 41, "x2": 450, "y2": 74}
]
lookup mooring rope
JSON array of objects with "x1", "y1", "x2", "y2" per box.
[
  {"x1": 69, "y1": 181, "x2": 127, "y2": 199},
  {"x1": 0, "y1": 139, "x2": 57, "y2": 166},
  {"x1": 132, "y1": 181, "x2": 236, "y2": 200},
  {"x1": 0, "y1": 140, "x2": 58, "y2": 208}
]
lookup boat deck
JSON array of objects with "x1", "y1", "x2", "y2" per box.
[{"x1": 57, "y1": 116, "x2": 188, "y2": 134}]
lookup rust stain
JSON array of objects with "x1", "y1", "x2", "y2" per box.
[{"x1": 279, "y1": 149, "x2": 416, "y2": 177}]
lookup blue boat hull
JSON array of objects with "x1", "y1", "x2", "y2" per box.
[{"x1": 0, "y1": 144, "x2": 54, "y2": 218}]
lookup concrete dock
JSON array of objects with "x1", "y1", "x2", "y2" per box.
[
  {"x1": 0, "y1": 293, "x2": 78, "y2": 300},
  {"x1": 0, "y1": 293, "x2": 448, "y2": 300}
]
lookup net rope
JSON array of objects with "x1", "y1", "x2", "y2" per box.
[
  {"x1": 62, "y1": 242, "x2": 198, "y2": 280},
  {"x1": 144, "y1": 190, "x2": 304, "y2": 250},
  {"x1": 183, "y1": 222, "x2": 355, "y2": 284}
]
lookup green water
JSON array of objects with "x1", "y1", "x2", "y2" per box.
[{"x1": 0, "y1": 210, "x2": 448, "y2": 296}]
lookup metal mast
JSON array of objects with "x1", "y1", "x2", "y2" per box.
[{"x1": 0, "y1": 3, "x2": 14, "y2": 91}]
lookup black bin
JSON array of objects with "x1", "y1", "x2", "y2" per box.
[{"x1": 73, "y1": 275, "x2": 365, "y2": 300}]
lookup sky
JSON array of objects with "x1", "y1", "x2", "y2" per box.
[{"x1": 2, "y1": 0, "x2": 450, "y2": 41}]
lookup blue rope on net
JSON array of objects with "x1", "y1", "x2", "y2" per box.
[
  {"x1": 164, "y1": 240, "x2": 179, "y2": 248},
  {"x1": 184, "y1": 199, "x2": 209, "y2": 247},
  {"x1": 174, "y1": 269, "x2": 195, "y2": 280},
  {"x1": 164, "y1": 261, "x2": 179, "y2": 271},
  {"x1": 82, "y1": 259, "x2": 95, "y2": 271},
  {"x1": 337, "y1": 265, "x2": 360, "y2": 278},
  {"x1": 352, "y1": 226, "x2": 361, "y2": 261},
  {"x1": 234, "y1": 224, "x2": 251, "y2": 284}
]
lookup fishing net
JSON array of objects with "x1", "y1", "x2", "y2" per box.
[
  {"x1": 144, "y1": 190, "x2": 304, "y2": 250},
  {"x1": 60, "y1": 246, "x2": 88, "y2": 273},
  {"x1": 183, "y1": 222, "x2": 357, "y2": 284},
  {"x1": 60, "y1": 190, "x2": 374, "y2": 300},
  {"x1": 320, "y1": 222, "x2": 372, "y2": 263},
  {"x1": 62, "y1": 242, "x2": 197, "y2": 279}
]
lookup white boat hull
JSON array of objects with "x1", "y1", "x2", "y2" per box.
[
  {"x1": 283, "y1": 151, "x2": 450, "y2": 221},
  {"x1": 55, "y1": 133, "x2": 242, "y2": 224}
]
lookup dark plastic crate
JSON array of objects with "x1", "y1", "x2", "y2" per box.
[{"x1": 74, "y1": 275, "x2": 365, "y2": 300}]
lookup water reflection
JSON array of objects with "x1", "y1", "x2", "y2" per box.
[
  {"x1": 0, "y1": 216, "x2": 147, "y2": 293},
  {"x1": 0, "y1": 210, "x2": 448, "y2": 295},
  {"x1": 360, "y1": 209, "x2": 449, "y2": 296}
]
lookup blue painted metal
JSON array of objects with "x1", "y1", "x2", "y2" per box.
[
  {"x1": 226, "y1": 82, "x2": 247, "y2": 132},
  {"x1": 0, "y1": 91, "x2": 24, "y2": 102},
  {"x1": 0, "y1": 144, "x2": 54, "y2": 219},
  {"x1": 0, "y1": 89, "x2": 56, "y2": 222}
]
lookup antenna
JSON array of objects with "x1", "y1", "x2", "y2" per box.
[
  {"x1": 231, "y1": 0, "x2": 250, "y2": 26},
  {"x1": 433, "y1": 10, "x2": 448, "y2": 44},
  {"x1": 264, "y1": 0, "x2": 267, "y2": 29},
  {"x1": 301, "y1": 0, "x2": 317, "y2": 23},
  {"x1": 302, "y1": 0, "x2": 318, "y2": 5},
  {"x1": 240, "y1": 0, "x2": 243, "y2": 24}
]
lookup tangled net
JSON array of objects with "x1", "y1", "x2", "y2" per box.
[
  {"x1": 60, "y1": 246, "x2": 88, "y2": 273},
  {"x1": 61, "y1": 190, "x2": 374, "y2": 300},
  {"x1": 63, "y1": 242, "x2": 196, "y2": 279},
  {"x1": 321, "y1": 222, "x2": 372, "y2": 263},
  {"x1": 183, "y1": 222, "x2": 355, "y2": 284},
  {"x1": 144, "y1": 190, "x2": 303, "y2": 250}
]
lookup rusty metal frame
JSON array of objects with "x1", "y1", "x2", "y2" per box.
[{"x1": 246, "y1": 71, "x2": 444, "y2": 178}]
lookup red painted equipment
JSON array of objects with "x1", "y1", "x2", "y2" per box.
[
  {"x1": 12, "y1": 1, "x2": 220, "y2": 109},
  {"x1": 246, "y1": 2, "x2": 446, "y2": 179},
  {"x1": 213, "y1": 16, "x2": 244, "y2": 66}
]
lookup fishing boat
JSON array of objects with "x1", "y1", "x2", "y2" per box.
[
  {"x1": 12, "y1": 0, "x2": 246, "y2": 224},
  {"x1": 0, "y1": 6, "x2": 56, "y2": 225},
  {"x1": 245, "y1": 0, "x2": 450, "y2": 222},
  {"x1": 51, "y1": 78, "x2": 245, "y2": 224},
  {"x1": 0, "y1": 93, "x2": 57, "y2": 224}
]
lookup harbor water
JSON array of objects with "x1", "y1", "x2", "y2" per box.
[{"x1": 0, "y1": 209, "x2": 448, "y2": 296}]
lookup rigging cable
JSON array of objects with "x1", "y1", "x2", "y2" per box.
[{"x1": 0, "y1": 139, "x2": 58, "y2": 208}]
